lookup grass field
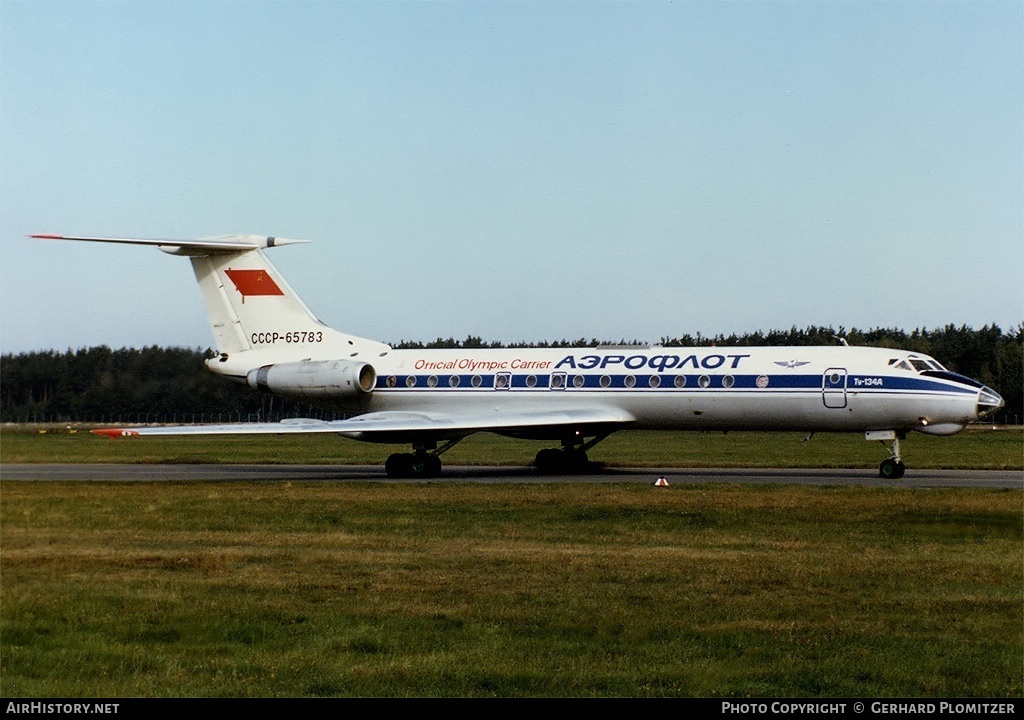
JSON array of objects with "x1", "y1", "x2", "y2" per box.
[
  {"x1": 1, "y1": 482, "x2": 1020, "y2": 697},
  {"x1": 2, "y1": 426, "x2": 1021, "y2": 697}
]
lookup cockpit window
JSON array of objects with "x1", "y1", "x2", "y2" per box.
[{"x1": 899, "y1": 355, "x2": 947, "y2": 373}]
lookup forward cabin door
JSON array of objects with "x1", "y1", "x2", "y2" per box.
[{"x1": 822, "y1": 368, "x2": 848, "y2": 409}]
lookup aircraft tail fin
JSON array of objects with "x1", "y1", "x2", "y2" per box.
[{"x1": 32, "y1": 234, "x2": 391, "y2": 375}]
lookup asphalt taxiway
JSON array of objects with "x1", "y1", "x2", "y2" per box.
[{"x1": 2, "y1": 463, "x2": 1021, "y2": 488}]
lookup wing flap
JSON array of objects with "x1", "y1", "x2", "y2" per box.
[{"x1": 336, "y1": 406, "x2": 635, "y2": 440}]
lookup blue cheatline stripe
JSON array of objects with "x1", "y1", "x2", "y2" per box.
[{"x1": 376, "y1": 373, "x2": 978, "y2": 395}]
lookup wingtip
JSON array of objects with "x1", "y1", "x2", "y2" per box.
[{"x1": 91, "y1": 428, "x2": 140, "y2": 438}]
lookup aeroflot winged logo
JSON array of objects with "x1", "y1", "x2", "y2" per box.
[
  {"x1": 775, "y1": 360, "x2": 811, "y2": 369},
  {"x1": 224, "y1": 269, "x2": 284, "y2": 299}
]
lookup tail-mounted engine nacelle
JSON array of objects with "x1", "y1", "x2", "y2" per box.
[{"x1": 246, "y1": 359, "x2": 376, "y2": 402}]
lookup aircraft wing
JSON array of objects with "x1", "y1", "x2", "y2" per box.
[{"x1": 92, "y1": 406, "x2": 637, "y2": 441}]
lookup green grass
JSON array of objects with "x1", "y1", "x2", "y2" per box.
[
  {"x1": 3, "y1": 426, "x2": 1021, "y2": 696},
  {"x1": 2, "y1": 425, "x2": 1022, "y2": 469},
  {"x1": 1, "y1": 482, "x2": 1021, "y2": 697}
]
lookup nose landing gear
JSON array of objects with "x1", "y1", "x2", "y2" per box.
[{"x1": 868, "y1": 430, "x2": 907, "y2": 479}]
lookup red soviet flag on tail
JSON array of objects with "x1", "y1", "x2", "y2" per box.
[{"x1": 224, "y1": 269, "x2": 285, "y2": 298}]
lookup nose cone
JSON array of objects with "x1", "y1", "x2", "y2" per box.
[{"x1": 977, "y1": 386, "x2": 1004, "y2": 417}]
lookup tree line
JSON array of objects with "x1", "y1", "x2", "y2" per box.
[{"x1": 2, "y1": 324, "x2": 1020, "y2": 424}]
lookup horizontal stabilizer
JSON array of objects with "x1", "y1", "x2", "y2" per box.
[{"x1": 31, "y1": 234, "x2": 308, "y2": 254}]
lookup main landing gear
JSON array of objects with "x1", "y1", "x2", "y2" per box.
[
  {"x1": 385, "y1": 438, "x2": 462, "y2": 479},
  {"x1": 533, "y1": 431, "x2": 611, "y2": 474},
  {"x1": 869, "y1": 430, "x2": 907, "y2": 479}
]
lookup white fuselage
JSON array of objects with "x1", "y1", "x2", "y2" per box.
[{"x1": 218, "y1": 344, "x2": 987, "y2": 438}]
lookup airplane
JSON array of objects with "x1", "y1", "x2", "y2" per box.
[{"x1": 33, "y1": 233, "x2": 1005, "y2": 479}]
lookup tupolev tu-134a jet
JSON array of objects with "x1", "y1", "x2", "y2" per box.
[{"x1": 34, "y1": 233, "x2": 1004, "y2": 479}]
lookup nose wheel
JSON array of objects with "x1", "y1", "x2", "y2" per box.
[
  {"x1": 879, "y1": 457, "x2": 906, "y2": 479},
  {"x1": 872, "y1": 431, "x2": 907, "y2": 479}
]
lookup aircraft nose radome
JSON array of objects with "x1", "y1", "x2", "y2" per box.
[{"x1": 977, "y1": 386, "x2": 1004, "y2": 417}]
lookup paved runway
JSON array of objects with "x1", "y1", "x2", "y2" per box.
[{"x1": 2, "y1": 463, "x2": 1021, "y2": 488}]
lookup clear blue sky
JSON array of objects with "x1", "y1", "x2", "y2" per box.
[{"x1": 2, "y1": 0, "x2": 1021, "y2": 353}]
